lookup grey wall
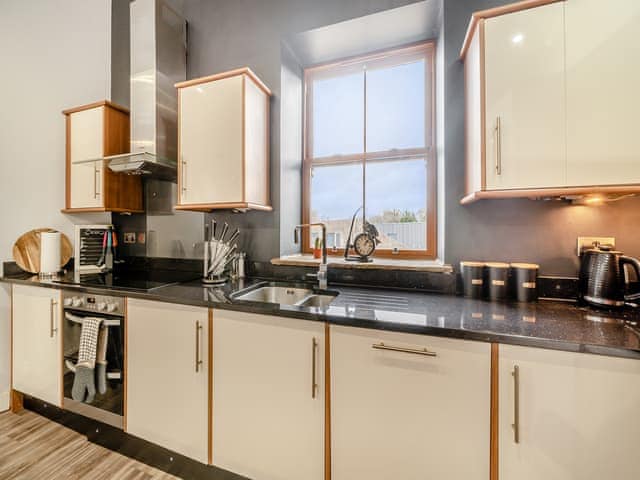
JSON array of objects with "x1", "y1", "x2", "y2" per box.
[
  {"x1": 185, "y1": 0, "x2": 422, "y2": 262},
  {"x1": 182, "y1": 0, "x2": 640, "y2": 277}
]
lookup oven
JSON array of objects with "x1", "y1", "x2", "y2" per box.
[{"x1": 62, "y1": 291, "x2": 125, "y2": 428}]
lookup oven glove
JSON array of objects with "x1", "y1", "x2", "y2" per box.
[
  {"x1": 71, "y1": 317, "x2": 102, "y2": 404},
  {"x1": 72, "y1": 366, "x2": 96, "y2": 404},
  {"x1": 96, "y1": 325, "x2": 109, "y2": 395}
]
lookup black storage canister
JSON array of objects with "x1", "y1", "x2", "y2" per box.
[
  {"x1": 511, "y1": 263, "x2": 539, "y2": 302},
  {"x1": 460, "y1": 261, "x2": 485, "y2": 298},
  {"x1": 485, "y1": 262, "x2": 510, "y2": 300}
]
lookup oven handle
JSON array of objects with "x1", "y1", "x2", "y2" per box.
[{"x1": 65, "y1": 311, "x2": 121, "y2": 327}]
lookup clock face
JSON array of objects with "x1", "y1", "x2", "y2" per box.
[{"x1": 354, "y1": 233, "x2": 376, "y2": 258}]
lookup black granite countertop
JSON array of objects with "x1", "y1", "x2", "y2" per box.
[{"x1": 3, "y1": 270, "x2": 640, "y2": 360}]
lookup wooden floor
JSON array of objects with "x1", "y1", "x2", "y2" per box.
[{"x1": 0, "y1": 410, "x2": 180, "y2": 480}]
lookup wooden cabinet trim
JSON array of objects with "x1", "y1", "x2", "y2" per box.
[
  {"x1": 64, "y1": 115, "x2": 71, "y2": 209},
  {"x1": 62, "y1": 100, "x2": 129, "y2": 116},
  {"x1": 241, "y1": 75, "x2": 247, "y2": 203},
  {"x1": 123, "y1": 298, "x2": 128, "y2": 433},
  {"x1": 175, "y1": 67, "x2": 273, "y2": 97},
  {"x1": 208, "y1": 309, "x2": 213, "y2": 466},
  {"x1": 174, "y1": 202, "x2": 273, "y2": 212},
  {"x1": 63, "y1": 102, "x2": 142, "y2": 213},
  {"x1": 460, "y1": 0, "x2": 565, "y2": 59},
  {"x1": 491, "y1": 343, "x2": 499, "y2": 480},
  {"x1": 461, "y1": 185, "x2": 640, "y2": 204},
  {"x1": 324, "y1": 323, "x2": 331, "y2": 480}
]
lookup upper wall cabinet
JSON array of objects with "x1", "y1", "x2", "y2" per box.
[
  {"x1": 62, "y1": 101, "x2": 143, "y2": 213},
  {"x1": 461, "y1": 0, "x2": 640, "y2": 203},
  {"x1": 484, "y1": 2, "x2": 566, "y2": 191},
  {"x1": 565, "y1": 0, "x2": 640, "y2": 186},
  {"x1": 175, "y1": 68, "x2": 272, "y2": 212}
]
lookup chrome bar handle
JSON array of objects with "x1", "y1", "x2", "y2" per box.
[
  {"x1": 512, "y1": 365, "x2": 520, "y2": 443},
  {"x1": 495, "y1": 116, "x2": 502, "y2": 175},
  {"x1": 195, "y1": 321, "x2": 203, "y2": 373},
  {"x1": 372, "y1": 342, "x2": 437, "y2": 357},
  {"x1": 181, "y1": 159, "x2": 188, "y2": 194},
  {"x1": 96, "y1": 166, "x2": 101, "y2": 197},
  {"x1": 311, "y1": 337, "x2": 318, "y2": 399},
  {"x1": 93, "y1": 166, "x2": 99, "y2": 198},
  {"x1": 50, "y1": 299, "x2": 58, "y2": 338}
]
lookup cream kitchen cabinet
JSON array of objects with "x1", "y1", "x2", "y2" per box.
[
  {"x1": 330, "y1": 325, "x2": 490, "y2": 480},
  {"x1": 126, "y1": 299, "x2": 210, "y2": 463},
  {"x1": 463, "y1": 1, "x2": 565, "y2": 196},
  {"x1": 62, "y1": 101, "x2": 142, "y2": 213},
  {"x1": 484, "y1": 2, "x2": 566, "y2": 190},
  {"x1": 499, "y1": 344, "x2": 640, "y2": 480},
  {"x1": 212, "y1": 310, "x2": 325, "y2": 480},
  {"x1": 12, "y1": 285, "x2": 62, "y2": 406},
  {"x1": 565, "y1": 0, "x2": 640, "y2": 186},
  {"x1": 175, "y1": 68, "x2": 272, "y2": 212},
  {"x1": 461, "y1": 0, "x2": 640, "y2": 203}
]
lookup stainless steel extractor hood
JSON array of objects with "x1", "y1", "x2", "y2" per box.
[{"x1": 106, "y1": 0, "x2": 186, "y2": 182}]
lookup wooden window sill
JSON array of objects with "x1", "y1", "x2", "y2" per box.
[{"x1": 271, "y1": 255, "x2": 453, "y2": 273}]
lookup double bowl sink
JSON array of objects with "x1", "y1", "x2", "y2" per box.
[{"x1": 231, "y1": 282, "x2": 338, "y2": 309}]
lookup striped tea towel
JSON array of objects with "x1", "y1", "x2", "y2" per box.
[{"x1": 77, "y1": 317, "x2": 102, "y2": 369}]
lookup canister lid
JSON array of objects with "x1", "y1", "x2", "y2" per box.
[
  {"x1": 460, "y1": 261, "x2": 485, "y2": 267},
  {"x1": 485, "y1": 262, "x2": 510, "y2": 268},
  {"x1": 510, "y1": 263, "x2": 539, "y2": 269}
]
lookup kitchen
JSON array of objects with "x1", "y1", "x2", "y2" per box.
[{"x1": 1, "y1": 0, "x2": 640, "y2": 479}]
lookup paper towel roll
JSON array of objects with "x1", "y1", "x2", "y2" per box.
[{"x1": 40, "y1": 232, "x2": 61, "y2": 275}]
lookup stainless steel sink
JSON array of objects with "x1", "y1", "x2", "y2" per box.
[
  {"x1": 232, "y1": 283, "x2": 338, "y2": 308},
  {"x1": 297, "y1": 294, "x2": 337, "y2": 309}
]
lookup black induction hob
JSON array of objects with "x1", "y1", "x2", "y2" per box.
[{"x1": 55, "y1": 269, "x2": 200, "y2": 292}]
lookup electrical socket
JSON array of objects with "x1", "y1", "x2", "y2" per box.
[
  {"x1": 576, "y1": 236, "x2": 615, "y2": 256},
  {"x1": 123, "y1": 232, "x2": 136, "y2": 244}
]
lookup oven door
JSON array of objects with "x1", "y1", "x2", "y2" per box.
[{"x1": 63, "y1": 310, "x2": 125, "y2": 428}]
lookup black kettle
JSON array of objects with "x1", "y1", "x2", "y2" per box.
[{"x1": 579, "y1": 245, "x2": 640, "y2": 307}]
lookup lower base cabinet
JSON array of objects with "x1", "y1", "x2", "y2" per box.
[
  {"x1": 499, "y1": 344, "x2": 640, "y2": 480},
  {"x1": 212, "y1": 310, "x2": 325, "y2": 480},
  {"x1": 330, "y1": 325, "x2": 491, "y2": 480},
  {"x1": 126, "y1": 299, "x2": 210, "y2": 463},
  {"x1": 12, "y1": 285, "x2": 62, "y2": 406}
]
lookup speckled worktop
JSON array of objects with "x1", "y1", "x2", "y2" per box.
[{"x1": 3, "y1": 270, "x2": 640, "y2": 360}]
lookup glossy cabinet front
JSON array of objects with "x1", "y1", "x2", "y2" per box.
[
  {"x1": 126, "y1": 299, "x2": 210, "y2": 463},
  {"x1": 484, "y1": 2, "x2": 566, "y2": 190},
  {"x1": 330, "y1": 325, "x2": 491, "y2": 480},
  {"x1": 212, "y1": 310, "x2": 325, "y2": 480},
  {"x1": 12, "y1": 285, "x2": 62, "y2": 406},
  {"x1": 176, "y1": 70, "x2": 271, "y2": 211},
  {"x1": 565, "y1": 0, "x2": 640, "y2": 186},
  {"x1": 499, "y1": 344, "x2": 640, "y2": 479},
  {"x1": 69, "y1": 106, "x2": 104, "y2": 209}
]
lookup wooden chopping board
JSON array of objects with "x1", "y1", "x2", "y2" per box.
[{"x1": 12, "y1": 228, "x2": 73, "y2": 274}]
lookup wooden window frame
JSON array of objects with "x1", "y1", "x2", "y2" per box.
[{"x1": 302, "y1": 41, "x2": 437, "y2": 260}]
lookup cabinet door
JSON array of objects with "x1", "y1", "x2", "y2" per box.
[
  {"x1": 499, "y1": 344, "x2": 640, "y2": 480},
  {"x1": 566, "y1": 0, "x2": 640, "y2": 186},
  {"x1": 484, "y1": 3, "x2": 565, "y2": 190},
  {"x1": 179, "y1": 76, "x2": 243, "y2": 205},
  {"x1": 12, "y1": 285, "x2": 62, "y2": 406},
  {"x1": 127, "y1": 299, "x2": 209, "y2": 463},
  {"x1": 69, "y1": 107, "x2": 104, "y2": 209},
  {"x1": 212, "y1": 310, "x2": 324, "y2": 480},
  {"x1": 331, "y1": 326, "x2": 490, "y2": 480}
]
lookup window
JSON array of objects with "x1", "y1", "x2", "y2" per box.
[{"x1": 303, "y1": 42, "x2": 436, "y2": 259}]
